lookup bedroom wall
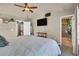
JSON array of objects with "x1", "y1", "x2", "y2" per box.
[
  {"x1": 0, "y1": 22, "x2": 17, "y2": 41},
  {"x1": 0, "y1": 10, "x2": 74, "y2": 44},
  {"x1": 0, "y1": 13, "x2": 26, "y2": 21},
  {"x1": 0, "y1": 13, "x2": 32, "y2": 41},
  {"x1": 31, "y1": 10, "x2": 75, "y2": 44}
]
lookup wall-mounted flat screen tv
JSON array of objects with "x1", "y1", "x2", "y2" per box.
[{"x1": 37, "y1": 18, "x2": 47, "y2": 26}]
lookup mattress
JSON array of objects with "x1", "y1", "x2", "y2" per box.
[
  {"x1": 0, "y1": 35, "x2": 61, "y2": 56},
  {"x1": 16, "y1": 35, "x2": 61, "y2": 56}
]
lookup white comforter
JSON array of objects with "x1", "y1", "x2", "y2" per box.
[{"x1": 0, "y1": 35, "x2": 61, "y2": 56}]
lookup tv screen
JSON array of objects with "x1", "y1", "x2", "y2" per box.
[{"x1": 37, "y1": 18, "x2": 47, "y2": 26}]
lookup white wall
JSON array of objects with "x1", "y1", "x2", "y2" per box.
[
  {"x1": 0, "y1": 22, "x2": 17, "y2": 41},
  {"x1": 31, "y1": 10, "x2": 74, "y2": 43}
]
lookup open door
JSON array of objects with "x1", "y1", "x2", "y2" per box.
[{"x1": 60, "y1": 15, "x2": 76, "y2": 55}]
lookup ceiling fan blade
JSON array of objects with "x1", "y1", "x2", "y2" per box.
[
  {"x1": 14, "y1": 4, "x2": 24, "y2": 8},
  {"x1": 22, "y1": 9, "x2": 25, "y2": 12},
  {"x1": 24, "y1": 3, "x2": 28, "y2": 6},
  {"x1": 29, "y1": 6, "x2": 38, "y2": 9},
  {"x1": 29, "y1": 10, "x2": 33, "y2": 13}
]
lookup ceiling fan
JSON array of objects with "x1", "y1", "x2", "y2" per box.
[{"x1": 14, "y1": 3, "x2": 38, "y2": 13}]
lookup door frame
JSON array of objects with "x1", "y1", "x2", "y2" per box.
[
  {"x1": 60, "y1": 14, "x2": 78, "y2": 55},
  {"x1": 60, "y1": 14, "x2": 78, "y2": 54},
  {"x1": 60, "y1": 14, "x2": 74, "y2": 46}
]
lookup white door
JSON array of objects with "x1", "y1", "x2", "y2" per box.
[{"x1": 24, "y1": 22, "x2": 30, "y2": 35}]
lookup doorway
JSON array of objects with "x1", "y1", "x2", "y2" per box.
[
  {"x1": 60, "y1": 15, "x2": 74, "y2": 55},
  {"x1": 17, "y1": 21, "x2": 24, "y2": 36}
]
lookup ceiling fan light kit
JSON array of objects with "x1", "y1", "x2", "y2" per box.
[
  {"x1": 24, "y1": 8, "x2": 29, "y2": 11},
  {"x1": 14, "y1": 3, "x2": 38, "y2": 13}
]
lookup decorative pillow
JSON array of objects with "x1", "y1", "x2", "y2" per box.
[{"x1": 0, "y1": 35, "x2": 9, "y2": 47}]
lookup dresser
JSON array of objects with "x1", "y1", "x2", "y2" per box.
[{"x1": 37, "y1": 32, "x2": 47, "y2": 38}]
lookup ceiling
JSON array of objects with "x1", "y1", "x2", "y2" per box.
[{"x1": 0, "y1": 3, "x2": 76, "y2": 19}]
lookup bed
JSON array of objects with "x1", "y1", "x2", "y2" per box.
[{"x1": 0, "y1": 35, "x2": 61, "y2": 56}]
